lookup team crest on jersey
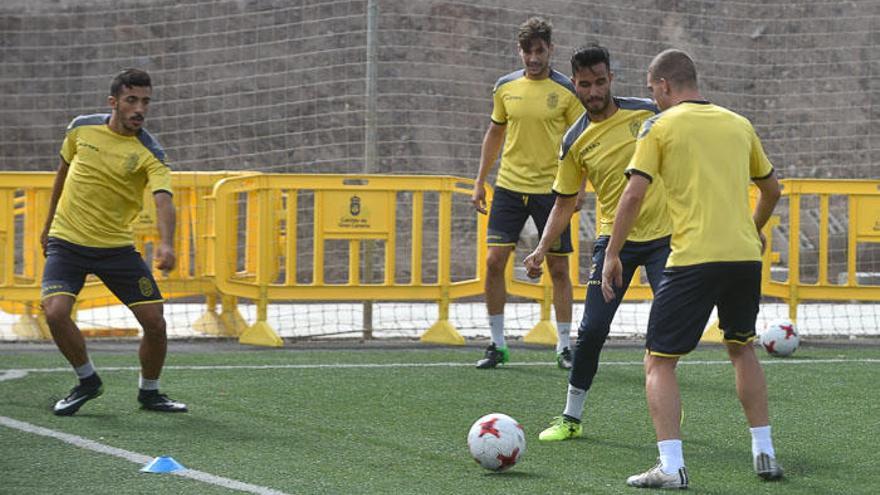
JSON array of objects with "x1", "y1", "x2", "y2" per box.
[
  {"x1": 546, "y1": 92, "x2": 558, "y2": 109},
  {"x1": 629, "y1": 119, "x2": 642, "y2": 138},
  {"x1": 138, "y1": 276, "x2": 154, "y2": 297},
  {"x1": 124, "y1": 153, "x2": 139, "y2": 173}
]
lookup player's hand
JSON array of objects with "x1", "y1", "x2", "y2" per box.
[
  {"x1": 523, "y1": 249, "x2": 545, "y2": 279},
  {"x1": 472, "y1": 183, "x2": 487, "y2": 215},
  {"x1": 601, "y1": 254, "x2": 623, "y2": 302},
  {"x1": 155, "y1": 243, "x2": 176, "y2": 274},
  {"x1": 575, "y1": 190, "x2": 587, "y2": 211}
]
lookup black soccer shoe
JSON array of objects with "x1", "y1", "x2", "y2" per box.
[
  {"x1": 138, "y1": 391, "x2": 188, "y2": 413},
  {"x1": 557, "y1": 347, "x2": 573, "y2": 370},
  {"x1": 53, "y1": 378, "x2": 104, "y2": 416},
  {"x1": 475, "y1": 344, "x2": 510, "y2": 369}
]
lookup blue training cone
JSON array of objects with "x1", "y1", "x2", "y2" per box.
[{"x1": 141, "y1": 456, "x2": 185, "y2": 473}]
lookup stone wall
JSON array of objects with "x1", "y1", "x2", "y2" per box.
[{"x1": 1, "y1": 0, "x2": 876, "y2": 179}]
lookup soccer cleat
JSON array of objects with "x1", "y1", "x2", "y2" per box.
[
  {"x1": 626, "y1": 459, "x2": 689, "y2": 489},
  {"x1": 475, "y1": 344, "x2": 509, "y2": 369},
  {"x1": 538, "y1": 415, "x2": 583, "y2": 441},
  {"x1": 754, "y1": 453, "x2": 784, "y2": 481},
  {"x1": 138, "y1": 391, "x2": 188, "y2": 413},
  {"x1": 557, "y1": 347, "x2": 573, "y2": 369},
  {"x1": 53, "y1": 380, "x2": 104, "y2": 416}
]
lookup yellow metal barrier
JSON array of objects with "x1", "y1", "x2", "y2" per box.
[
  {"x1": 212, "y1": 174, "x2": 488, "y2": 346},
  {"x1": 763, "y1": 179, "x2": 880, "y2": 320},
  {"x1": 4, "y1": 174, "x2": 879, "y2": 344},
  {"x1": 0, "y1": 171, "x2": 244, "y2": 338}
]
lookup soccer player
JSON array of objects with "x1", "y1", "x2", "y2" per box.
[
  {"x1": 471, "y1": 17, "x2": 584, "y2": 369},
  {"x1": 40, "y1": 69, "x2": 187, "y2": 416},
  {"x1": 602, "y1": 49, "x2": 783, "y2": 488},
  {"x1": 523, "y1": 45, "x2": 671, "y2": 441}
]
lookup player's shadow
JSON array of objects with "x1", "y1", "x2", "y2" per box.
[{"x1": 479, "y1": 470, "x2": 543, "y2": 479}]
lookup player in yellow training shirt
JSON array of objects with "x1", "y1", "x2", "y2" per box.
[
  {"x1": 522, "y1": 45, "x2": 672, "y2": 442},
  {"x1": 602, "y1": 49, "x2": 783, "y2": 489},
  {"x1": 471, "y1": 17, "x2": 583, "y2": 369},
  {"x1": 41, "y1": 69, "x2": 187, "y2": 416}
]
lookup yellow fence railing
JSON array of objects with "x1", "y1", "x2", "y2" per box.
[
  {"x1": 0, "y1": 171, "x2": 245, "y2": 338},
  {"x1": 211, "y1": 174, "x2": 488, "y2": 346},
  {"x1": 2, "y1": 174, "x2": 878, "y2": 346},
  {"x1": 763, "y1": 179, "x2": 880, "y2": 320}
]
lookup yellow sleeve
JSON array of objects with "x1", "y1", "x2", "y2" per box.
[
  {"x1": 564, "y1": 94, "x2": 584, "y2": 126},
  {"x1": 490, "y1": 87, "x2": 507, "y2": 125},
  {"x1": 626, "y1": 119, "x2": 662, "y2": 182},
  {"x1": 60, "y1": 128, "x2": 77, "y2": 164},
  {"x1": 552, "y1": 145, "x2": 585, "y2": 196},
  {"x1": 749, "y1": 127, "x2": 774, "y2": 179},
  {"x1": 146, "y1": 155, "x2": 172, "y2": 195}
]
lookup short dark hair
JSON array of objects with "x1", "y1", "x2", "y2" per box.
[
  {"x1": 571, "y1": 44, "x2": 611, "y2": 75},
  {"x1": 110, "y1": 68, "x2": 151, "y2": 97},
  {"x1": 648, "y1": 49, "x2": 698, "y2": 89},
  {"x1": 517, "y1": 17, "x2": 552, "y2": 50}
]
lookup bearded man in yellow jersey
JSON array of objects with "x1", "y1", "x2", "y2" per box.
[
  {"x1": 602, "y1": 49, "x2": 783, "y2": 489},
  {"x1": 471, "y1": 17, "x2": 584, "y2": 369},
  {"x1": 523, "y1": 45, "x2": 671, "y2": 442},
  {"x1": 41, "y1": 69, "x2": 187, "y2": 416}
]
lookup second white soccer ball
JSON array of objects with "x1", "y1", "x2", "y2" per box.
[
  {"x1": 760, "y1": 320, "x2": 800, "y2": 357},
  {"x1": 467, "y1": 413, "x2": 526, "y2": 472}
]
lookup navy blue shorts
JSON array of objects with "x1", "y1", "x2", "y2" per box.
[
  {"x1": 646, "y1": 261, "x2": 762, "y2": 356},
  {"x1": 41, "y1": 237, "x2": 163, "y2": 307},
  {"x1": 487, "y1": 186, "x2": 573, "y2": 254}
]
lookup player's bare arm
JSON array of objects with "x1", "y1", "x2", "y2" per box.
[
  {"x1": 472, "y1": 122, "x2": 505, "y2": 214},
  {"x1": 41, "y1": 158, "x2": 70, "y2": 255},
  {"x1": 752, "y1": 171, "x2": 782, "y2": 252},
  {"x1": 523, "y1": 194, "x2": 577, "y2": 279},
  {"x1": 574, "y1": 176, "x2": 588, "y2": 211},
  {"x1": 154, "y1": 191, "x2": 176, "y2": 272},
  {"x1": 601, "y1": 174, "x2": 649, "y2": 302}
]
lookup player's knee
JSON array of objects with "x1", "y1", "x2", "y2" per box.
[
  {"x1": 485, "y1": 254, "x2": 507, "y2": 275},
  {"x1": 42, "y1": 298, "x2": 72, "y2": 327},
  {"x1": 139, "y1": 314, "x2": 167, "y2": 337},
  {"x1": 577, "y1": 324, "x2": 609, "y2": 347},
  {"x1": 545, "y1": 258, "x2": 569, "y2": 280}
]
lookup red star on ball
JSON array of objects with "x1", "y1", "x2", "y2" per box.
[
  {"x1": 781, "y1": 324, "x2": 796, "y2": 339},
  {"x1": 478, "y1": 418, "x2": 500, "y2": 438},
  {"x1": 496, "y1": 448, "x2": 519, "y2": 469}
]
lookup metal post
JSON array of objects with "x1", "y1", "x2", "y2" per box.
[{"x1": 362, "y1": 0, "x2": 379, "y2": 339}]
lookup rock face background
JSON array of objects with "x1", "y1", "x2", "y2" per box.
[{"x1": 1, "y1": 0, "x2": 877, "y2": 280}]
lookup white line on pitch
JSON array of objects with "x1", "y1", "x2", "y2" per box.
[
  {"x1": 0, "y1": 415, "x2": 292, "y2": 495},
  {"x1": 1, "y1": 357, "x2": 878, "y2": 376}
]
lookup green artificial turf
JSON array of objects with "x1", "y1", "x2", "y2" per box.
[{"x1": 1, "y1": 344, "x2": 878, "y2": 494}]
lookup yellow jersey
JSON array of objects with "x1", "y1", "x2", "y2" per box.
[
  {"x1": 50, "y1": 114, "x2": 172, "y2": 248},
  {"x1": 490, "y1": 69, "x2": 583, "y2": 194},
  {"x1": 626, "y1": 101, "x2": 774, "y2": 267},
  {"x1": 553, "y1": 97, "x2": 671, "y2": 241}
]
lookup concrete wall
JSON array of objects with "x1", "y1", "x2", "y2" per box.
[{"x1": 1, "y1": 0, "x2": 876, "y2": 180}]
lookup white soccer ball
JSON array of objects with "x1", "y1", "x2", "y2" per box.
[
  {"x1": 760, "y1": 320, "x2": 800, "y2": 357},
  {"x1": 467, "y1": 413, "x2": 526, "y2": 472}
]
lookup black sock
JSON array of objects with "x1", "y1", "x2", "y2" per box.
[
  {"x1": 80, "y1": 373, "x2": 101, "y2": 388},
  {"x1": 562, "y1": 414, "x2": 581, "y2": 424}
]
